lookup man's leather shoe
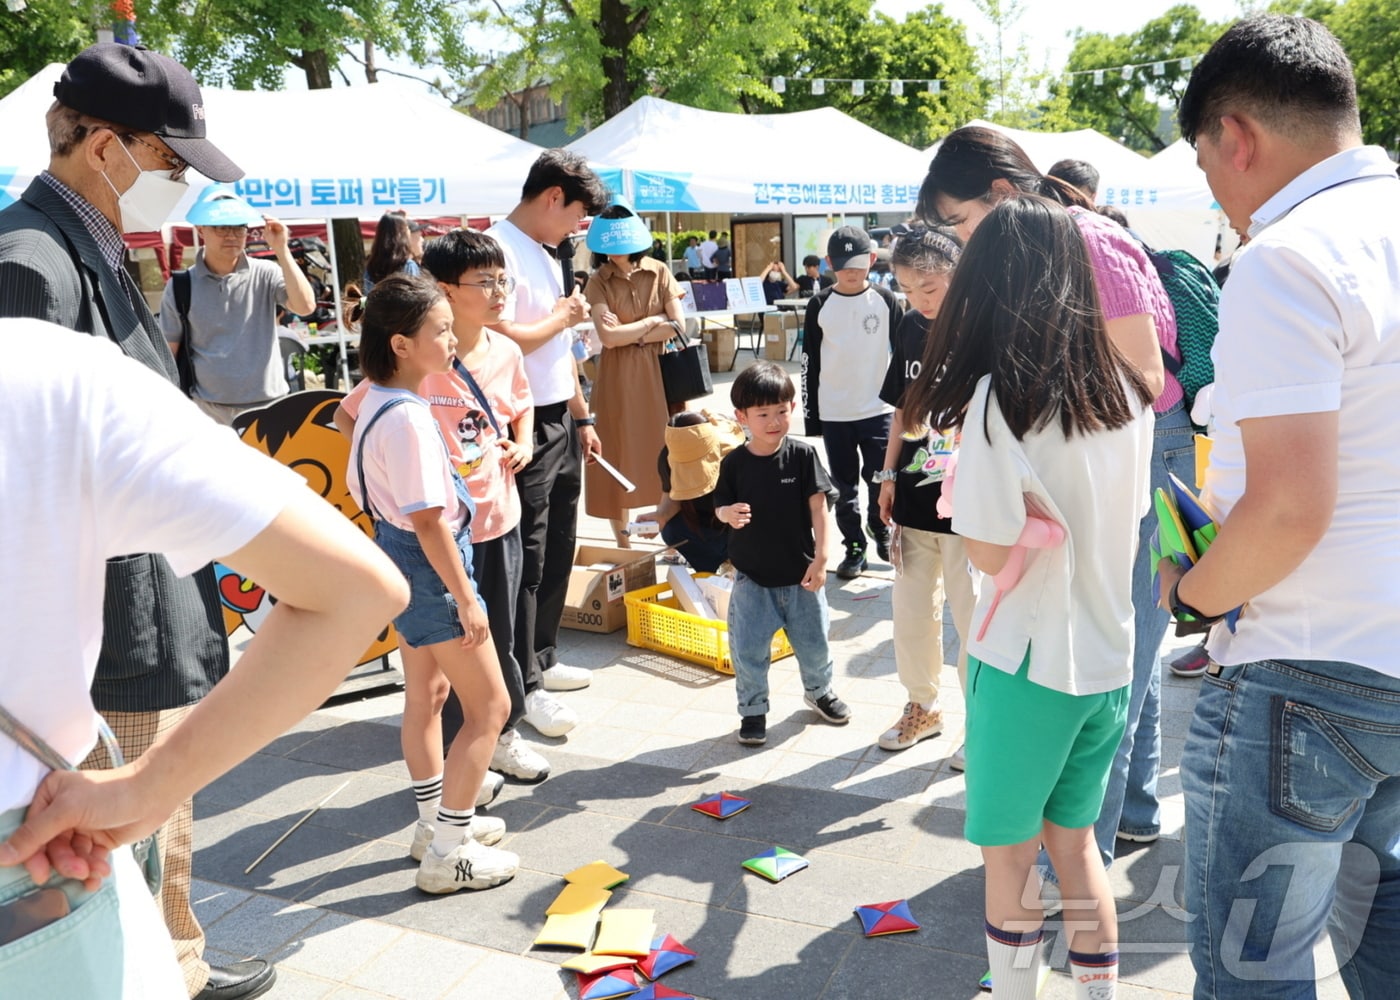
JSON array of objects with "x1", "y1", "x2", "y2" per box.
[{"x1": 194, "y1": 959, "x2": 276, "y2": 1000}]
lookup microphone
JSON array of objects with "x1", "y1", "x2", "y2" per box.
[{"x1": 555, "y1": 236, "x2": 576, "y2": 296}]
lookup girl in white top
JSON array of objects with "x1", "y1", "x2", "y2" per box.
[
  {"x1": 347, "y1": 275, "x2": 517, "y2": 894},
  {"x1": 903, "y1": 197, "x2": 1154, "y2": 1000}
]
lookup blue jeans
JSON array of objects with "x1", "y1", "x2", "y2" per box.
[
  {"x1": 661, "y1": 514, "x2": 729, "y2": 574},
  {"x1": 728, "y1": 573, "x2": 833, "y2": 717},
  {"x1": 821, "y1": 413, "x2": 890, "y2": 549},
  {"x1": 1182, "y1": 658, "x2": 1400, "y2": 999},
  {"x1": 1039, "y1": 403, "x2": 1194, "y2": 884}
]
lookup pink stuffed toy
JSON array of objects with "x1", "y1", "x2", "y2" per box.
[{"x1": 938, "y1": 451, "x2": 1066, "y2": 640}]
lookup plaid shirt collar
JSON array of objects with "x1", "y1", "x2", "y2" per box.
[{"x1": 39, "y1": 171, "x2": 127, "y2": 276}]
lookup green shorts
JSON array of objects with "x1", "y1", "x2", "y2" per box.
[{"x1": 963, "y1": 652, "x2": 1128, "y2": 847}]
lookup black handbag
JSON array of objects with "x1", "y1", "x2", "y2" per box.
[{"x1": 658, "y1": 322, "x2": 712, "y2": 405}]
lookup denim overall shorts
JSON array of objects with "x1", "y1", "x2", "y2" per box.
[{"x1": 355, "y1": 394, "x2": 483, "y2": 648}]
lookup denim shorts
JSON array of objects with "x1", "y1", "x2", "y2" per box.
[
  {"x1": 374, "y1": 519, "x2": 483, "y2": 648},
  {"x1": 964, "y1": 653, "x2": 1128, "y2": 846}
]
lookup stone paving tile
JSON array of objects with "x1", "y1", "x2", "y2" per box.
[
  {"x1": 195, "y1": 806, "x2": 383, "y2": 901},
  {"x1": 630, "y1": 731, "x2": 721, "y2": 771},
  {"x1": 819, "y1": 937, "x2": 993, "y2": 1000},
  {"x1": 284, "y1": 720, "x2": 409, "y2": 776},
  {"x1": 437, "y1": 953, "x2": 570, "y2": 1000},
  {"x1": 269, "y1": 910, "x2": 404, "y2": 981},
  {"x1": 203, "y1": 892, "x2": 326, "y2": 959},
  {"x1": 517, "y1": 755, "x2": 711, "y2": 821},
  {"x1": 346, "y1": 932, "x2": 490, "y2": 999},
  {"x1": 191, "y1": 878, "x2": 251, "y2": 928},
  {"x1": 256, "y1": 967, "x2": 340, "y2": 1000},
  {"x1": 197, "y1": 753, "x2": 350, "y2": 819}
]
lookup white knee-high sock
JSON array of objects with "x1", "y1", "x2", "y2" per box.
[
  {"x1": 429, "y1": 806, "x2": 472, "y2": 856},
  {"x1": 412, "y1": 773, "x2": 443, "y2": 823},
  {"x1": 1068, "y1": 948, "x2": 1118, "y2": 1000},
  {"x1": 985, "y1": 921, "x2": 1043, "y2": 1000}
]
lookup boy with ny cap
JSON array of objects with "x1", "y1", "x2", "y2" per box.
[
  {"x1": 0, "y1": 43, "x2": 278, "y2": 1000},
  {"x1": 800, "y1": 226, "x2": 905, "y2": 578}
]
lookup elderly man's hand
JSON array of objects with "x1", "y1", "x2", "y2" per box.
[{"x1": 265, "y1": 217, "x2": 290, "y2": 255}]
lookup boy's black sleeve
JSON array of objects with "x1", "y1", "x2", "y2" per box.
[
  {"x1": 712, "y1": 450, "x2": 737, "y2": 508},
  {"x1": 884, "y1": 286, "x2": 906, "y2": 353},
  {"x1": 801, "y1": 441, "x2": 839, "y2": 509},
  {"x1": 801, "y1": 292, "x2": 826, "y2": 437},
  {"x1": 879, "y1": 330, "x2": 907, "y2": 409}
]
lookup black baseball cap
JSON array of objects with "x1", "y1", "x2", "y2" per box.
[
  {"x1": 53, "y1": 43, "x2": 242, "y2": 183},
  {"x1": 827, "y1": 225, "x2": 874, "y2": 271}
]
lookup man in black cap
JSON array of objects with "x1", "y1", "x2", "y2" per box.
[{"x1": 0, "y1": 44, "x2": 275, "y2": 1000}]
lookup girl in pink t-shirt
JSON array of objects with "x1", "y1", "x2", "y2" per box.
[{"x1": 347, "y1": 274, "x2": 517, "y2": 894}]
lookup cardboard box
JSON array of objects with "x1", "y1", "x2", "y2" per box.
[
  {"x1": 561, "y1": 545, "x2": 658, "y2": 633},
  {"x1": 763, "y1": 314, "x2": 797, "y2": 360},
  {"x1": 701, "y1": 326, "x2": 736, "y2": 372}
]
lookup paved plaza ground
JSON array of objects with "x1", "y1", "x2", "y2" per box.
[{"x1": 195, "y1": 352, "x2": 1348, "y2": 999}]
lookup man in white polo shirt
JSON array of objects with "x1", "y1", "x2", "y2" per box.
[
  {"x1": 488, "y1": 151, "x2": 609, "y2": 748},
  {"x1": 1167, "y1": 16, "x2": 1400, "y2": 996}
]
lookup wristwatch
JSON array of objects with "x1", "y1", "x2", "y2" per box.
[
  {"x1": 871, "y1": 469, "x2": 898, "y2": 484},
  {"x1": 575, "y1": 416, "x2": 596, "y2": 427},
  {"x1": 1168, "y1": 576, "x2": 1222, "y2": 636}
]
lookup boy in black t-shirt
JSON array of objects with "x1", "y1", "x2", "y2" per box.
[{"x1": 714, "y1": 361, "x2": 851, "y2": 746}]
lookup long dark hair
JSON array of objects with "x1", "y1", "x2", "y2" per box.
[
  {"x1": 365, "y1": 213, "x2": 414, "y2": 284},
  {"x1": 903, "y1": 196, "x2": 1152, "y2": 442},
  {"x1": 916, "y1": 126, "x2": 1092, "y2": 225}
]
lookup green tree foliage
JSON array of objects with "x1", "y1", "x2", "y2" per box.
[
  {"x1": 748, "y1": 0, "x2": 983, "y2": 148},
  {"x1": 136, "y1": 0, "x2": 477, "y2": 291},
  {"x1": 0, "y1": 3, "x2": 96, "y2": 99},
  {"x1": 1325, "y1": 0, "x2": 1400, "y2": 152},
  {"x1": 1057, "y1": 4, "x2": 1228, "y2": 152}
]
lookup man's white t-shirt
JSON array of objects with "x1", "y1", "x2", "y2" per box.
[
  {"x1": 953, "y1": 376, "x2": 1153, "y2": 696},
  {"x1": 348, "y1": 386, "x2": 468, "y2": 533},
  {"x1": 1204, "y1": 146, "x2": 1400, "y2": 677},
  {"x1": 487, "y1": 218, "x2": 576, "y2": 406},
  {"x1": 699, "y1": 239, "x2": 718, "y2": 269},
  {"x1": 0, "y1": 322, "x2": 305, "y2": 812}
]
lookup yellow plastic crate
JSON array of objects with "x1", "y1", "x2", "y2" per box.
[{"x1": 624, "y1": 576, "x2": 793, "y2": 675}]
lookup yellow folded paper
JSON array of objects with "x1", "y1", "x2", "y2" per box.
[
  {"x1": 564, "y1": 860, "x2": 630, "y2": 890},
  {"x1": 533, "y1": 906, "x2": 604, "y2": 950},
  {"x1": 560, "y1": 952, "x2": 638, "y2": 975},
  {"x1": 592, "y1": 908, "x2": 656, "y2": 958},
  {"x1": 547, "y1": 883, "x2": 612, "y2": 916}
]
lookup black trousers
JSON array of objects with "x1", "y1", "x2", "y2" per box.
[
  {"x1": 821, "y1": 413, "x2": 890, "y2": 549},
  {"x1": 441, "y1": 525, "x2": 525, "y2": 745},
  {"x1": 514, "y1": 402, "x2": 582, "y2": 677}
]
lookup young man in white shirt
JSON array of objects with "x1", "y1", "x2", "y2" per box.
[
  {"x1": 487, "y1": 152, "x2": 609, "y2": 748},
  {"x1": 1167, "y1": 16, "x2": 1400, "y2": 997}
]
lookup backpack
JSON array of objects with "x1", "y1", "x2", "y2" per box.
[
  {"x1": 172, "y1": 269, "x2": 196, "y2": 397},
  {"x1": 1142, "y1": 244, "x2": 1220, "y2": 419}
]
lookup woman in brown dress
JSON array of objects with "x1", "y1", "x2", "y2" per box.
[{"x1": 583, "y1": 200, "x2": 686, "y2": 545}]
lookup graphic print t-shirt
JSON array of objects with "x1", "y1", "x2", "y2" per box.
[{"x1": 879, "y1": 310, "x2": 955, "y2": 534}]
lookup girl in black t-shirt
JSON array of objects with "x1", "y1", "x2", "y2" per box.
[{"x1": 873, "y1": 226, "x2": 974, "y2": 760}]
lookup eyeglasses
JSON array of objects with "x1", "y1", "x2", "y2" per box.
[
  {"x1": 121, "y1": 132, "x2": 189, "y2": 181},
  {"x1": 446, "y1": 276, "x2": 517, "y2": 295}
]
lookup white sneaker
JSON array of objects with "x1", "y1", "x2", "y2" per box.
[
  {"x1": 949, "y1": 743, "x2": 967, "y2": 772},
  {"x1": 490, "y1": 729, "x2": 551, "y2": 782},
  {"x1": 541, "y1": 663, "x2": 592, "y2": 691},
  {"x1": 415, "y1": 837, "x2": 518, "y2": 893},
  {"x1": 523, "y1": 689, "x2": 578, "y2": 738},
  {"x1": 476, "y1": 769, "x2": 504, "y2": 808},
  {"x1": 409, "y1": 815, "x2": 507, "y2": 862}
]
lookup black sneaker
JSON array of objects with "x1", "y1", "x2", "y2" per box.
[
  {"x1": 869, "y1": 524, "x2": 891, "y2": 563},
  {"x1": 804, "y1": 692, "x2": 852, "y2": 725},
  {"x1": 1169, "y1": 641, "x2": 1211, "y2": 678},
  {"x1": 738, "y1": 715, "x2": 767, "y2": 745},
  {"x1": 836, "y1": 541, "x2": 867, "y2": 579}
]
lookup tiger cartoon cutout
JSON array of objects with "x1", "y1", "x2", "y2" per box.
[{"x1": 220, "y1": 390, "x2": 398, "y2": 664}]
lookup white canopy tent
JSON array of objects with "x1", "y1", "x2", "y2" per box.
[
  {"x1": 925, "y1": 120, "x2": 1225, "y2": 263},
  {"x1": 0, "y1": 64, "x2": 542, "y2": 219},
  {"x1": 565, "y1": 96, "x2": 929, "y2": 214}
]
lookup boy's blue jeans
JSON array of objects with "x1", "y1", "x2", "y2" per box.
[
  {"x1": 729, "y1": 573, "x2": 834, "y2": 716},
  {"x1": 1181, "y1": 657, "x2": 1400, "y2": 1000}
]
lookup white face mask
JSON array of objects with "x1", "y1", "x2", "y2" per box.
[{"x1": 102, "y1": 138, "x2": 188, "y2": 233}]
